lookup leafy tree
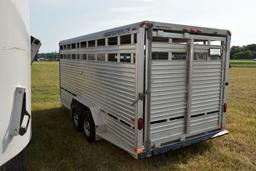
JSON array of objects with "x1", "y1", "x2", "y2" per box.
[
  {"x1": 230, "y1": 46, "x2": 241, "y2": 57},
  {"x1": 233, "y1": 50, "x2": 253, "y2": 59},
  {"x1": 245, "y1": 44, "x2": 256, "y2": 51},
  {"x1": 230, "y1": 44, "x2": 256, "y2": 59}
]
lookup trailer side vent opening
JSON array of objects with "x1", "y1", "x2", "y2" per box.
[{"x1": 59, "y1": 21, "x2": 231, "y2": 159}]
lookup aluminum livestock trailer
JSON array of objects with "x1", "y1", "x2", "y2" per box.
[
  {"x1": 0, "y1": 0, "x2": 40, "y2": 170},
  {"x1": 59, "y1": 21, "x2": 231, "y2": 158}
]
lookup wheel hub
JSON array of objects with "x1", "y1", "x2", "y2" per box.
[{"x1": 84, "y1": 120, "x2": 90, "y2": 137}]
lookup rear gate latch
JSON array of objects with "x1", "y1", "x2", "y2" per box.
[{"x1": 131, "y1": 92, "x2": 147, "y2": 106}]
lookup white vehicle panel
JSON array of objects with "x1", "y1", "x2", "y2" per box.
[{"x1": 0, "y1": 0, "x2": 31, "y2": 166}]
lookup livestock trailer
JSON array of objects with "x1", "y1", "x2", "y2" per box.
[
  {"x1": 59, "y1": 21, "x2": 231, "y2": 158},
  {"x1": 0, "y1": 0, "x2": 40, "y2": 169}
]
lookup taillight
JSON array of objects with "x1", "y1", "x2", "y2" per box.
[
  {"x1": 224, "y1": 103, "x2": 227, "y2": 113},
  {"x1": 138, "y1": 118, "x2": 144, "y2": 130},
  {"x1": 133, "y1": 147, "x2": 144, "y2": 153}
]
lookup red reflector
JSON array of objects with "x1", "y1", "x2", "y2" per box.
[
  {"x1": 138, "y1": 118, "x2": 144, "y2": 130},
  {"x1": 224, "y1": 103, "x2": 227, "y2": 113},
  {"x1": 140, "y1": 21, "x2": 149, "y2": 27},
  {"x1": 132, "y1": 27, "x2": 137, "y2": 31},
  {"x1": 190, "y1": 29, "x2": 197, "y2": 33}
]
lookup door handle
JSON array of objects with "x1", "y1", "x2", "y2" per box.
[{"x1": 19, "y1": 111, "x2": 31, "y2": 136}]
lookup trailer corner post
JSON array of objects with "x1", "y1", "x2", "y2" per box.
[
  {"x1": 222, "y1": 34, "x2": 231, "y2": 129},
  {"x1": 218, "y1": 38, "x2": 227, "y2": 128},
  {"x1": 145, "y1": 23, "x2": 153, "y2": 156},
  {"x1": 135, "y1": 27, "x2": 145, "y2": 150}
]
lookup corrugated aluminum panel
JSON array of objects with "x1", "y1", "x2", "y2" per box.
[
  {"x1": 190, "y1": 112, "x2": 219, "y2": 134},
  {"x1": 190, "y1": 61, "x2": 222, "y2": 134},
  {"x1": 60, "y1": 59, "x2": 136, "y2": 147},
  {"x1": 150, "y1": 119, "x2": 185, "y2": 144},
  {"x1": 151, "y1": 61, "x2": 187, "y2": 144}
]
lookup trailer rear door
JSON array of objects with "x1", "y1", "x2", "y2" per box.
[{"x1": 148, "y1": 30, "x2": 227, "y2": 147}]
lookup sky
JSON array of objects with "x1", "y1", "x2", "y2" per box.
[{"x1": 31, "y1": 0, "x2": 255, "y2": 53}]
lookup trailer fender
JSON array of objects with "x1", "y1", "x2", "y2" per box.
[{"x1": 73, "y1": 96, "x2": 106, "y2": 135}]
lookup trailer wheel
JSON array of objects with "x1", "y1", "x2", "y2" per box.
[
  {"x1": 82, "y1": 110, "x2": 96, "y2": 142},
  {"x1": 71, "y1": 103, "x2": 83, "y2": 132}
]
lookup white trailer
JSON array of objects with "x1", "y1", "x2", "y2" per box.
[
  {"x1": 59, "y1": 21, "x2": 231, "y2": 158},
  {"x1": 0, "y1": 0, "x2": 40, "y2": 169}
]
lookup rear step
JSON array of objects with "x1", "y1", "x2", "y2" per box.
[{"x1": 139, "y1": 129, "x2": 228, "y2": 158}]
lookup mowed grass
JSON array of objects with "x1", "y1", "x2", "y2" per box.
[
  {"x1": 28, "y1": 62, "x2": 256, "y2": 171},
  {"x1": 230, "y1": 59, "x2": 256, "y2": 66}
]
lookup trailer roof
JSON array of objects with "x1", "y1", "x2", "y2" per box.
[{"x1": 60, "y1": 21, "x2": 230, "y2": 45}]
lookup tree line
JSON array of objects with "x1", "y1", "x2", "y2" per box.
[
  {"x1": 230, "y1": 44, "x2": 256, "y2": 59},
  {"x1": 35, "y1": 52, "x2": 59, "y2": 61}
]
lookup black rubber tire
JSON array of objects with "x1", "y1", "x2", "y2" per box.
[
  {"x1": 82, "y1": 110, "x2": 96, "y2": 142},
  {"x1": 0, "y1": 147, "x2": 27, "y2": 171},
  {"x1": 71, "y1": 103, "x2": 84, "y2": 132}
]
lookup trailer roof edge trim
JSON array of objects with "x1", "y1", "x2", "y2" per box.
[{"x1": 59, "y1": 21, "x2": 230, "y2": 45}]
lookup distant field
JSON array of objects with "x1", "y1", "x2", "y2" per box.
[
  {"x1": 230, "y1": 59, "x2": 256, "y2": 66},
  {"x1": 28, "y1": 62, "x2": 256, "y2": 171}
]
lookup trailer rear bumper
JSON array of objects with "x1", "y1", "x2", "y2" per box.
[{"x1": 138, "y1": 129, "x2": 228, "y2": 158}]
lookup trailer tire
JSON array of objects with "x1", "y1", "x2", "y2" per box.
[
  {"x1": 71, "y1": 103, "x2": 84, "y2": 132},
  {"x1": 82, "y1": 110, "x2": 96, "y2": 142}
]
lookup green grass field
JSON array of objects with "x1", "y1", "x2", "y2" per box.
[
  {"x1": 28, "y1": 62, "x2": 256, "y2": 171},
  {"x1": 230, "y1": 59, "x2": 256, "y2": 66}
]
